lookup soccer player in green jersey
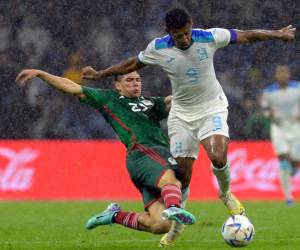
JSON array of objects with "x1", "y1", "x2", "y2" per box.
[
  {"x1": 16, "y1": 69, "x2": 195, "y2": 237},
  {"x1": 82, "y1": 8, "x2": 296, "y2": 247}
]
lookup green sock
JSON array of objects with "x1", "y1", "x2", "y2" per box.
[{"x1": 212, "y1": 162, "x2": 231, "y2": 197}]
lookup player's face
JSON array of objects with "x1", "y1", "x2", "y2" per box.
[
  {"x1": 167, "y1": 21, "x2": 193, "y2": 49},
  {"x1": 274, "y1": 66, "x2": 290, "y2": 84},
  {"x1": 116, "y1": 72, "x2": 142, "y2": 98}
]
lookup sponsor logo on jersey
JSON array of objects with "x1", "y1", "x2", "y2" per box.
[{"x1": 166, "y1": 57, "x2": 175, "y2": 63}]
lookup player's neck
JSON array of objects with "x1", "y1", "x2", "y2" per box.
[
  {"x1": 278, "y1": 81, "x2": 289, "y2": 89},
  {"x1": 175, "y1": 40, "x2": 194, "y2": 51}
]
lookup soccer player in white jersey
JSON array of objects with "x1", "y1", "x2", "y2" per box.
[
  {"x1": 82, "y1": 8, "x2": 296, "y2": 247},
  {"x1": 261, "y1": 65, "x2": 300, "y2": 206}
]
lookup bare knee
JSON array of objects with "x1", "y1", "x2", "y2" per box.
[
  {"x1": 157, "y1": 169, "x2": 181, "y2": 189},
  {"x1": 202, "y1": 135, "x2": 228, "y2": 168},
  {"x1": 149, "y1": 220, "x2": 171, "y2": 234},
  {"x1": 208, "y1": 151, "x2": 227, "y2": 168}
]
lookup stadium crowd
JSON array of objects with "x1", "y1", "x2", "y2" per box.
[{"x1": 1, "y1": 0, "x2": 299, "y2": 140}]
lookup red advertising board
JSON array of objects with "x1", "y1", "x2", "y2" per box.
[{"x1": 0, "y1": 140, "x2": 299, "y2": 200}]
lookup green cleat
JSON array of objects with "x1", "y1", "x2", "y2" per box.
[
  {"x1": 161, "y1": 207, "x2": 196, "y2": 225},
  {"x1": 85, "y1": 203, "x2": 121, "y2": 230}
]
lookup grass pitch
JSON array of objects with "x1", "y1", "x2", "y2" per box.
[{"x1": 0, "y1": 201, "x2": 299, "y2": 249}]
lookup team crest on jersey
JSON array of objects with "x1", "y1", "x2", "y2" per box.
[
  {"x1": 166, "y1": 57, "x2": 175, "y2": 63},
  {"x1": 197, "y1": 48, "x2": 208, "y2": 61}
]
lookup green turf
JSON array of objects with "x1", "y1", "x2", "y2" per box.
[{"x1": 0, "y1": 201, "x2": 299, "y2": 249}]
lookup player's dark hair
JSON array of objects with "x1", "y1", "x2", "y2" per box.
[
  {"x1": 114, "y1": 74, "x2": 124, "y2": 82},
  {"x1": 165, "y1": 8, "x2": 192, "y2": 30}
]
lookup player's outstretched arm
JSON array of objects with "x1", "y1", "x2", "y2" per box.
[
  {"x1": 236, "y1": 25, "x2": 296, "y2": 43},
  {"x1": 16, "y1": 69, "x2": 85, "y2": 98},
  {"x1": 82, "y1": 57, "x2": 146, "y2": 81}
]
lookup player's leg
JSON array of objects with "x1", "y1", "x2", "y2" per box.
[
  {"x1": 161, "y1": 114, "x2": 198, "y2": 246},
  {"x1": 201, "y1": 134, "x2": 230, "y2": 196},
  {"x1": 270, "y1": 124, "x2": 293, "y2": 204},
  {"x1": 278, "y1": 154, "x2": 293, "y2": 204},
  {"x1": 156, "y1": 168, "x2": 195, "y2": 225},
  {"x1": 200, "y1": 112, "x2": 245, "y2": 215},
  {"x1": 138, "y1": 200, "x2": 172, "y2": 234},
  {"x1": 290, "y1": 138, "x2": 300, "y2": 177},
  {"x1": 86, "y1": 200, "x2": 171, "y2": 234},
  {"x1": 168, "y1": 113, "x2": 199, "y2": 188},
  {"x1": 126, "y1": 145, "x2": 195, "y2": 225},
  {"x1": 159, "y1": 187, "x2": 189, "y2": 247}
]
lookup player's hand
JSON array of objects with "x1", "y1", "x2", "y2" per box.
[
  {"x1": 82, "y1": 66, "x2": 100, "y2": 80},
  {"x1": 279, "y1": 25, "x2": 296, "y2": 42},
  {"x1": 15, "y1": 69, "x2": 41, "y2": 86}
]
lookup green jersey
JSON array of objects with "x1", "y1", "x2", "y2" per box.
[{"x1": 81, "y1": 87, "x2": 170, "y2": 149}]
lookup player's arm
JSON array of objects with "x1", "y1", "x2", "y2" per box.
[
  {"x1": 16, "y1": 69, "x2": 86, "y2": 99},
  {"x1": 164, "y1": 95, "x2": 172, "y2": 112},
  {"x1": 82, "y1": 57, "x2": 146, "y2": 81},
  {"x1": 236, "y1": 25, "x2": 296, "y2": 43}
]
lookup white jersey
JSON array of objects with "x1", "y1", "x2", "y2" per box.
[
  {"x1": 261, "y1": 81, "x2": 300, "y2": 126},
  {"x1": 138, "y1": 28, "x2": 236, "y2": 122}
]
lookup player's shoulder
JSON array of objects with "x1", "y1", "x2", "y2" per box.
[
  {"x1": 192, "y1": 28, "x2": 215, "y2": 43},
  {"x1": 263, "y1": 83, "x2": 280, "y2": 93},
  {"x1": 152, "y1": 35, "x2": 175, "y2": 50}
]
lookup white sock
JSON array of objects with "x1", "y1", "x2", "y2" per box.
[
  {"x1": 212, "y1": 163, "x2": 231, "y2": 197},
  {"x1": 166, "y1": 187, "x2": 189, "y2": 241},
  {"x1": 279, "y1": 160, "x2": 293, "y2": 200}
]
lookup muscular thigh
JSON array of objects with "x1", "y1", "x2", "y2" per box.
[
  {"x1": 126, "y1": 145, "x2": 177, "y2": 208},
  {"x1": 270, "y1": 124, "x2": 289, "y2": 156},
  {"x1": 197, "y1": 111, "x2": 229, "y2": 141}
]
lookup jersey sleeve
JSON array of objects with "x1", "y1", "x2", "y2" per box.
[
  {"x1": 152, "y1": 97, "x2": 169, "y2": 121},
  {"x1": 209, "y1": 28, "x2": 237, "y2": 49},
  {"x1": 137, "y1": 39, "x2": 158, "y2": 66},
  {"x1": 80, "y1": 86, "x2": 107, "y2": 109}
]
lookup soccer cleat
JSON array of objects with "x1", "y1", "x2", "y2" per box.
[
  {"x1": 85, "y1": 203, "x2": 121, "y2": 230},
  {"x1": 161, "y1": 207, "x2": 195, "y2": 225},
  {"x1": 220, "y1": 193, "x2": 246, "y2": 216},
  {"x1": 159, "y1": 233, "x2": 175, "y2": 248}
]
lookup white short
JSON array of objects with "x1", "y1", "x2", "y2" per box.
[
  {"x1": 271, "y1": 122, "x2": 300, "y2": 160},
  {"x1": 168, "y1": 110, "x2": 229, "y2": 159}
]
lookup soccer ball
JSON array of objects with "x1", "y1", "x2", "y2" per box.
[{"x1": 221, "y1": 215, "x2": 255, "y2": 247}]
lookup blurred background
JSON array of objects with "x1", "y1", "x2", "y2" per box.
[{"x1": 1, "y1": 0, "x2": 299, "y2": 140}]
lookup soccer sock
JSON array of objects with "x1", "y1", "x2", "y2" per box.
[
  {"x1": 166, "y1": 187, "x2": 189, "y2": 241},
  {"x1": 113, "y1": 211, "x2": 140, "y2": 230},
  {"x1": 212, "y1": 162, "x2": 231, "y2": 197},
  {"x1": 180, "y1": 187, "x2": 190, "y2": 209},
  {"x1": 279, "y1": 160, "x2": 293, "y2": 200},
  {"x1": 161, "y1": 184, "x2": 182, "y2": 208}
]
